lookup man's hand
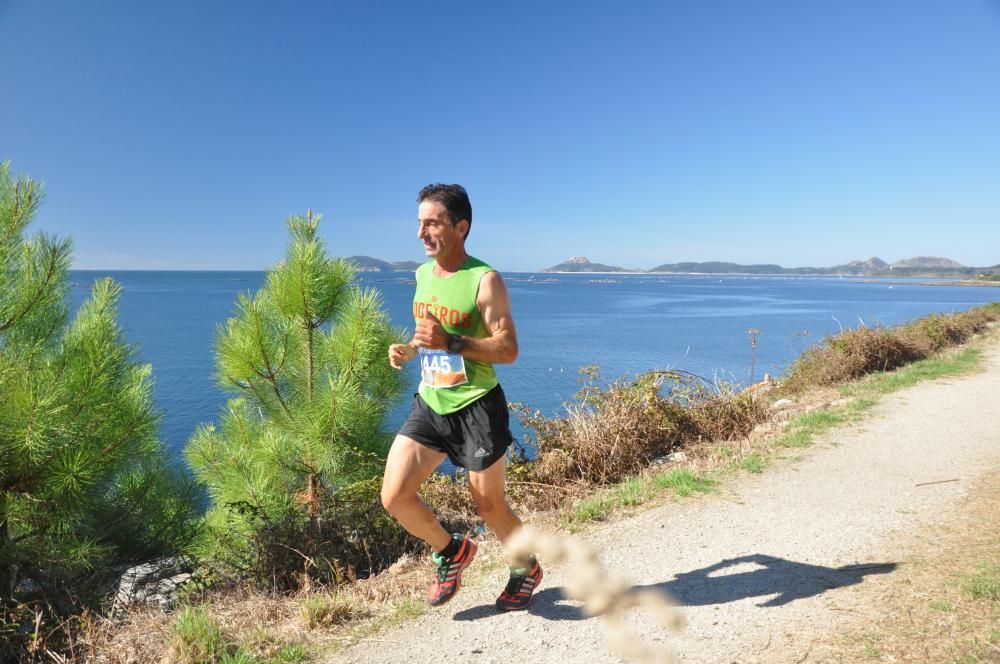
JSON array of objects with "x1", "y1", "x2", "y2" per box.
[
  {"x1": 413, "y1": 312, "x2": 450, "y2": 351},
  {"x1": 388, "y1": 343, "x2": 417, "y2": 369}
]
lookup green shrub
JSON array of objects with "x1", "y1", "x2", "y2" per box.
[
  {"x1": 1, "y1": 162, "x2": 200, "y2": 660},
  {"x1": 169, "y1": 606, "x2": 230, "y2": 664},
  {"x1": 185, "y1": 212, "x2": 406, "y2": 589}
]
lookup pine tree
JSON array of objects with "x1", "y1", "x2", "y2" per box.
[
  {"x1": 185, "y1": 211, "x2": 406, "y2": 587},
  {"x1": 0, "y1": 162, "x2": 200, "y2": 610}
]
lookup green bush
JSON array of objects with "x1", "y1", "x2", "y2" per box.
[
  {"x1": 185, "y1": 212, "x2": 407, "y2": 589},
  {"x1": 0, "y1": 163, "x2": 200, "y2": 660},
  {"x1": 169, "y1": 606, "x2": 230, "y2": 664}
]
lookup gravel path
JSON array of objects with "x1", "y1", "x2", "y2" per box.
[{"x1": 328, "y1": 340, "x2": 1000, "y2": 664}]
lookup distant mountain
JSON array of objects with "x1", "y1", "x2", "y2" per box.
[
  {"x1": 538, "y1": 255, "x2": 986, "y2": 277},
  {"x1": 542, "y1": 256, "x2": 632, "y2": 273},
  {"x1": 646, "y1": 256, "x2": 976, "y2": 276},
  {"x1": 650, "y1": 261, "x2": 786, "y2": 274},
  {"x1": 890, "y1": 256, "x2": 964, "y2": 269},
  {"x1": 835, "y1": 257, "x2": 890, "y2": 272},
  {"x1": 344, "y1": 256, "x2": 422, "y2": 272},
  {"x1": 648, "y1": 261, "x2": 785, "y2": 274}
]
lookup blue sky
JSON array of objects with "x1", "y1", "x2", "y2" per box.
[{"x1": 2, "y1": 1, "x2": 999, "y2": 271}]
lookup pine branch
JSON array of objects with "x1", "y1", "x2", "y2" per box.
[
  {"x1": 297, "y1": 249, "x2": 316, "y2": 402},
  {"x1": 249, "y1": 303, "x2": 291, "y2": 417},
  {"x1": 0, "y1": 242, "x2": 61, "y2": 333}
]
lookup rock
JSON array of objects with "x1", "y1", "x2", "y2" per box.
[
  {"x1": 14, "y1": 577, "x2": 41, "y2": 596},
  {"x1": 772, "y1": 399, "x2": 795, "y2": 410},
  {"x1": 651, "y1": 450, "x2": 687, "y2": 465},
  {"x1": 111, "y1": 557, "x2": 192, "y2": 617}
]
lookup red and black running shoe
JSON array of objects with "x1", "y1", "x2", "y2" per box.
[
  {"x1": 427, "y1": 536, "x2": 477, "y2": 606},
  {"x1": 495, "y1": 559, "x2": 543, "y2": 612}
]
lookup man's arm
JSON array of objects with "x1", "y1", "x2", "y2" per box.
[
  {"x1": 388, "y1": 268, "x2": 420, "y2": 369},
  {"x1": 462, "y1": 270, "x2": 518, "y2": 364},
  {"x1": 388, "y1": 340, "x2": 416, "y2": 369}
]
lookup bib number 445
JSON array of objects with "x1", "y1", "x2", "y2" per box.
[{"x1": 418, "y1": 348, "x2": 469, "y2": 388}]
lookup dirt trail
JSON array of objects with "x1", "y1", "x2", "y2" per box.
[{"x1": 328, "y1": 341, "x2": 1000, "y2": 664}]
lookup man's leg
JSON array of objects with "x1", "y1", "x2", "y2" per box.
[
  {"x1": 467, "y1": 455, "x2": 521, "y2": 542},
  {"x1": 380, "y1": 434, "x2": 450, "y2": 551},
  {"x1": 382, "y1": 434, "x2": 479, "y2": 607},
  {"x1": 470, "y1": 456, "x2": 543, "y2": 612}
]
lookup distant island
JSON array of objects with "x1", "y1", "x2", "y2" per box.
[
  {"x1": 542, "y1": 256, "x2": 1000, "y2": 278},
  {"x1": 343, "y1": 256, "x2": 422, "y2": 272},
  {"x1": 542, "y1": 256, "x2": 641, "y2": 273}
]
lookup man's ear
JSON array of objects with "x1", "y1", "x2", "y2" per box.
[{"x1": 456, "y1": 219, "x2": 470, "y2": 238}]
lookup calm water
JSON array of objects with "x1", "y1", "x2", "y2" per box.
[{"x1": 69, "y1": 271, "x2": 1000, "y2": 465}]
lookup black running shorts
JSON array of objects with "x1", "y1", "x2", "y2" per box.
[{"x1": 398, "y1": 384, "x2": 513, "y2": 471}]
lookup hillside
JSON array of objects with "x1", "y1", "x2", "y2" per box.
[
  {"x1": 890, "y1": 256, "x2": 965, "y2": 269},
  {"x1": 648, "y1": 261, "x2": 785, "y2": 274},
  {"x1": 344, "y1": 256, "x2": 421, "y2": 272},
  {"x1": 831, "y1": 256, "x2": 890, "y2": 273},
  {"x1": 551, "y1": 255, "x2": 994, "y2": 278},
  {"x1": 542, "y1": 256, "x2": 633, "y2": 273}
]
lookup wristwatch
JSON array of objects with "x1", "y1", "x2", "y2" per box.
[{"x1": 446, "y1": 333, "x2": 464, "y2": 354}]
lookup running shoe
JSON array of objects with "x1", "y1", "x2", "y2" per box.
[
  {"x1": 495, "y1": 558, "x2": 543, "y2": 611},
  {"x1": 427, "y1": 536, "x2": 477, "y2": 606}
]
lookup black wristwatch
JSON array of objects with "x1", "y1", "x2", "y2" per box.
[{"x1": 446, "y1": 333, "x2": 464, "y2": 354}]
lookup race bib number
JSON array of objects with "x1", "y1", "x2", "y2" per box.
[{"x1": 419, "y1": 348, "x2": 469, "y2": 389}]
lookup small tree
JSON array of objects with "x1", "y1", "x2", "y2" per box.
[
  {"x1": 185, "y1": 211, "x2": 406, "y2": 587},
  {"x1": 0, "y1": 162, "x2": 200, "y2": 614}
]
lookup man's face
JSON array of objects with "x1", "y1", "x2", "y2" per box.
[{"x1": 417, "y1": 200, "x2": 466, "y2": 259}]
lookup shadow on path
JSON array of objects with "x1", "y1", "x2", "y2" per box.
[
  {"x1": 452, "y1": 587, "x2": 589, "y2": 622},
  {"x1": 651, "y1": 553, "x2": 897, "y2": 608},
  {"x1": 452, "y1": 553, "x2": 896, "y2": 622}
]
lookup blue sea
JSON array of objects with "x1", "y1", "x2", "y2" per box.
[{"x1": 68, "y1": 271, "x2": 1000, "y2": 466}]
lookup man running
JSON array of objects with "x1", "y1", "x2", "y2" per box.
[{"x1": 382, "y1": 183, "x2": 541, "y2": 611}]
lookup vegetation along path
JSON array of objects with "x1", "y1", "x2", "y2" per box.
[{"x1": 329, "y1": 336, "x2": 1000, "y2": 664}]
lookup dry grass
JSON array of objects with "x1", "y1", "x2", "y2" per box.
[
  {"x1": 783, "y1": 304, "x2": 1000, "y2": 393},
  {"x1": 519, "y1": 369, "x2": 770, "y2": 488},
  {"x1": 64, "y1": 554, "x2": 438, "y2": 663},
  {"x1": 803, "y1": 471, "x2": 1000, "y2": 663}
]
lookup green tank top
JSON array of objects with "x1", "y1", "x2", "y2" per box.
[{"x1": 413, "y1": 257, "x2": 498, "y2": 414}]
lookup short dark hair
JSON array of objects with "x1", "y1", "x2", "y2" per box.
[{"x1": 418, "y1": 183, "x2": 472, "y2": 239}]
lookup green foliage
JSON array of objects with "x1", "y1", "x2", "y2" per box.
[
  {"x1": 272, "y1": 642, "x2": 308, "y2": 663},
  {"x1": 929, "y1": 598, "x2": 955, "y2": 612},
  {"x1": 652, "y1": 468, "x2": 716, "y2": 497},
  {"x1": 568, "y1": 467, "x2": 716, "y2": 526},
  {"x1": 185, "y1": 211, "x2": 406, "y2": 588},
  {"x1": 775, "y1": 408, "x2": 848, "y2": 449},
  {"x1": 739, "y1": 452, "x2": 765, "y2": 474},
  {"x1": 169, "y1": 606, "x2": 230, "y2": 663},
  {"x1": 0, "y1": 163, "x2": 200, "y2": 625},
  {"x1": 219, "y1": 652, "x2": 258, "y2": 664},
  {"x1": 963, "y1": 564, "x2": 1000, "y2": 603}
]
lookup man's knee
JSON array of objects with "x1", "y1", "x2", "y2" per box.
[
  {"x1": 472, "y1": 492, "x2": 507, "y2": 519},
  {"x1": 381, "y1": 486, "x2": 413, "y2": 517}
]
